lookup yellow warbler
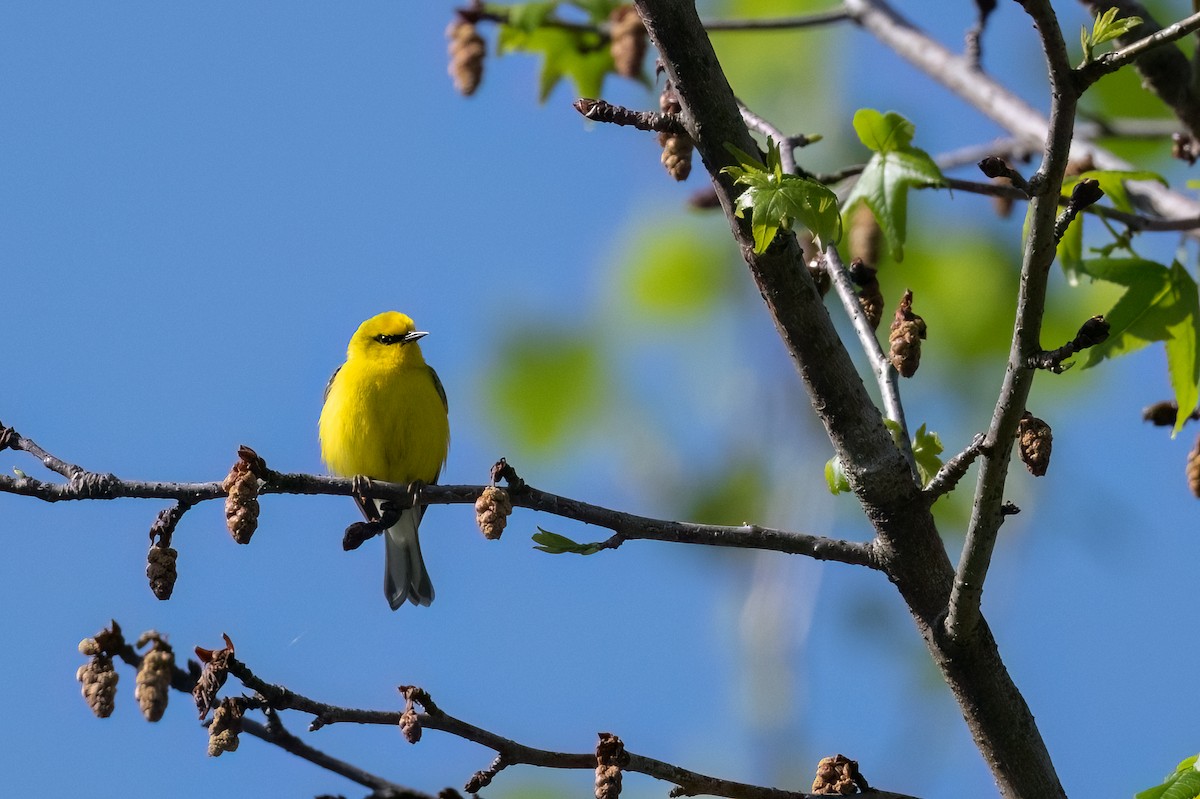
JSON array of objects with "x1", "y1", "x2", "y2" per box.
[{"x1": 318, "y1": 311, "x2": 450, "y2": 608}]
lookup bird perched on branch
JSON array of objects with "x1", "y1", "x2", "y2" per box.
[{"x1": 319, "y1": 311, "x2": 450, "y2": 608}]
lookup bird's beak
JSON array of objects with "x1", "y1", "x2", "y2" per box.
[{"x1": 403, "y1": 331, "x2": 429, "y2": 343}]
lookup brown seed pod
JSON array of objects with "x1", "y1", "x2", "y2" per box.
[
  {"x1": 609, "y1": 6, "x2": 647, "y2": 79},
  {"x1": 848, "y1": 204, "x2": 881, "y2": 267},
  {"x1": 446, "y1": 16, "x2": 486, "y2": 97},
  {"x1": 207, "y1": 698, "x2": 244, "y2": 757},
  {"x1": 812, "y1": 754, "x2": 868, "y2": 795},
  {"x1": 135, "y1": 632, "x2": 174, "y2": 722},
  {"x1": 888, "y1": 289, "x2": 926, "y2": 378},
  {"x1": 222, "y1": 449, "x2": 262, "y2": 545},
  {"x1": 1187, "y1": 435, "x2": 1200, "y2": 498},
  {"x1": 77, "y1": 655, "x2": 119, "y2": 718},
  {"x1": 193, "y1": 634, "x2": 234, "y2": 720},
  {"x1": 399, "y1": 704, "x2": 422, "y2": 744},
  {"x1": 146, "y1": 544, "x2": 178, "y2": 600},
  {"x1": 849, "y1": 258, "x2": 883, "y2": 330},
  {"x1": 475, "y1": 485, "x2": 513, "y2": 540},
  {"x1": 1017, "y1": 411, "x2": 1053, "y2": 477},
  {"x1": 595, "y1": 732, "x2": 630, "y2": 799},
  {"x1": 657, "y1": 82, "x2": 692, "y2": 181}
]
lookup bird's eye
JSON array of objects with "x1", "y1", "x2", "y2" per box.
[{"x1": 374, "y1": 334, "x2": 405, "y2": 345}]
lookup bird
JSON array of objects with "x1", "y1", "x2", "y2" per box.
[{"x1": 318, "y1": 311, "x2": 450, "y2": 608}]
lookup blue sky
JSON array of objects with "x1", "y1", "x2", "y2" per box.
[{"x1": 2, "y1": 2, "x2": 1198, "y2": 798}]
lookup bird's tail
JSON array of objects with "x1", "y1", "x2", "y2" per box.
[{"x1": 384, "y1": 506, "x2": 435, "y2": 609}]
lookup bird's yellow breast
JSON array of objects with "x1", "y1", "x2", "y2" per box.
[{"x1": 318, "y1": 357, "x2": 449, "y2": 485}]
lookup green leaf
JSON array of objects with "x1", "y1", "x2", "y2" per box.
[
  {"x1": 1163, "y1": 262, "x2": 1200, "y2": 436},
  {"x1": 912, "y1": 424, "x2": 944, "y2": 486},
  {"x1": 532, "y1": 527, "x2": 603, "y2": 555},
  {"x1": 1137, "y1": 756, "x2": 1200, "y2": 799},
  {"x1": 1083, "y1": 259, "x2": 1200, "y2": 437},
  {"x1": 497, "y1": 23, "x2": 612, "y2": 101},
  {"x1": 1082, "y1": 258, "x2": 1171, "y2": 365},
  {"x1": 1091, "y1": 6, "x2": 1142, "y2": 47},
  {"x1": 852, "y1": 108, "x2": 914, "y2": 152},
  {"x1": 825, "y1": 455, "x2": 850, "y2": 495},
  {"x1": 843, "y1": 109, "x2": 946, "y2": 261},
  {"x1": 721, "y1": 138, "x2": 842, "y2": 253}
]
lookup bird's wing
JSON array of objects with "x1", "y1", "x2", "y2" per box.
[
  {"x1": 428, "y1": 365, "x2": 448, "y2": 411},
  {"x1": 322, "y1": 365, "x2": 342, "y2": 404}
]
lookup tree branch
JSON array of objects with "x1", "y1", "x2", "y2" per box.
[
  {"x1": 628, "y1": 4, "x2": 1068, "y2": 799},
  {"x1": 0, "y1": 424, "x2": 877, "y2": 568},
  {"x1": 112, "y1": 636, "x2": 922, "y2": 799},
  {"x1": 948, "y1": 0, "x2": 1078, "y2": 654},
  {"x1": 843, "y1": 0, "x2": 1200, "y2": 229}
]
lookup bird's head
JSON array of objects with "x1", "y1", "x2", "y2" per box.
[{"x1": 347, "y1": 311, "x2": 430, "y2": 366}]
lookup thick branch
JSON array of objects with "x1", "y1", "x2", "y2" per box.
[{"x1": 628, "y1": 3, "x2": 1074, "y2": 798}]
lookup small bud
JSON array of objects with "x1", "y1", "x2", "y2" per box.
[
  {"x1": 447, "y1": 17, "x2": 486, "y2": 97},
  {"x1": 1070, "y1": 178, "x2": 1104, "y2": 209},
  {"x1": 609, "y1": 6, "x2": 647, "y2": 79},
  {"x1": 977, "y1": 156, "x2": 1009, "y2": 179},
  {"x1": 1188, "y1": 435, "x2": 1200, "y2": 498},
  {"x1": 888, "y1": 290, "x2": 926, "y2": 378},
  {"x1": 146, "y1": 544, "x2": 178, "y2": 600},
  {"x1": 475, "y1": 486, "x2": 513, "y2": 540},
  {"x1": 1017, "y1": 411, "x2": 1052, "y2": 477},
  {"x1": 1074, "y1": 315, "x2": 1109, "y2": 348},
  {"x1": 135, "y1": 632, "x2": 174, "y2": 722},
  {"x1": 207, "y1": 698, "x2": 244, "y2": 757}
]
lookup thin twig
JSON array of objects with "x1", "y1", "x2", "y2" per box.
[
  {"x1": 573, "y1": 98, "x2": 687, "y2": 135},
  {"x1": 823, "y1": 247, "x2": 918, "y2": 480},
  {"x1": 923, "y1": 434, "x2": 987, "y2": 500},
  {"x1": 703, "y1": 8, "x2": 851, "y2": 31},
  {"x1": 215, "y1": 655, "x2": 924, "y2": 799}
]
